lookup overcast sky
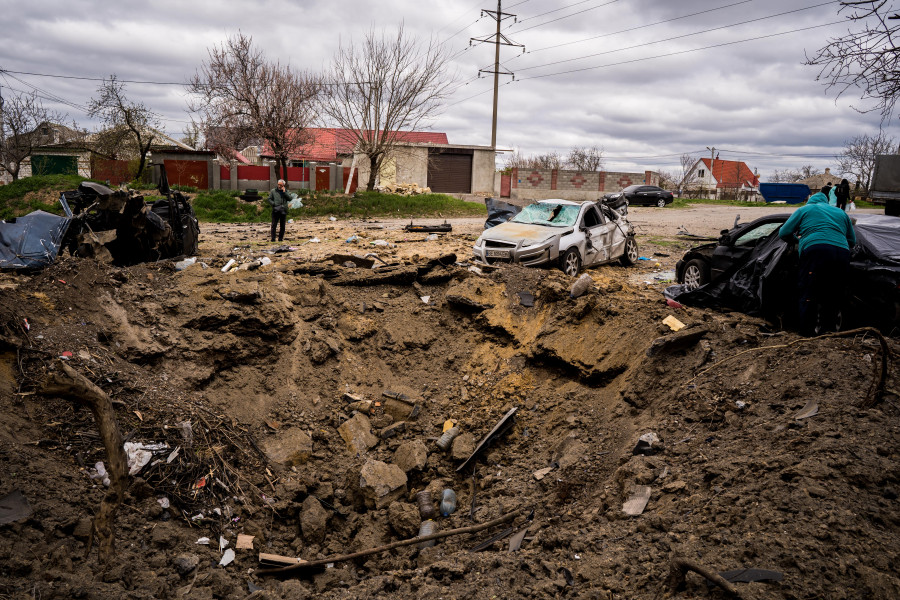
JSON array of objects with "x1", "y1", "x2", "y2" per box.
[{"x1": 1, "y1": 0, "x2": 897, "y2": 180}]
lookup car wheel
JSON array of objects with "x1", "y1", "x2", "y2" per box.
[
  {"x1": 682, "y1": 258, "x2": 709, "y2": 290},
  {"x1": 620, "y1": 236, "x2": 639, "y2": 266},
  {"x1": 559, "y1": 248, "x2": 582, "y2": 277},
  {"x1": 656, "y1": 197, "x2": 666, "y2": 208}
]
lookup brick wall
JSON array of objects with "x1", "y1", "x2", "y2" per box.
[{"x1": 510, "y1": 168, "x2": 660, "y2": 202}]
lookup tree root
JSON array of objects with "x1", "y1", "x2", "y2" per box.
[
  {"x1": 667, "y1": 556, "x2": 740, "y2": 597},
  {"x1": 41, "y1": 361, "x2": 127, "y2": 565}
]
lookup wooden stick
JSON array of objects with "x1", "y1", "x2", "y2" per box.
[
  {"x1": 258, "y1": 507, "x2": 525, "y2": 576},
  {"x1": 41, "y1": 361, "x2": 127, "y2": 565},
  {"x1": 667, "y1": 556, "x2": 740, "y2": 597}
]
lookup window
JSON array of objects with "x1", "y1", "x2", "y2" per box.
[
  {"x1": 582, "y1": 206, "x2": 602, "y2": 228},
  {"x1": 734, "y1": 222, "x2": 782, "y2": 246},
  {"x1": 698, "y1": 169, "x2": 705, "y2": 178}
]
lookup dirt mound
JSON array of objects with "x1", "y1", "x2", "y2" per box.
[{"x1": 0, "y1": 241, "x2": 897, "y2": 600}]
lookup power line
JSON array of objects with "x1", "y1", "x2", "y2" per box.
[
  {"x1": 514, "y1": 0, "x2": 599, "y2": 23},
  {"x1": 507, "y1": 0, "x2": 622, "y2": 34},
  {"x1": 516, "y1": 1, "x2": 836, "y2": 73},
  {"x1": 518, "y1": 20, "x2": 844, "y2": 80},
  {"x1": 436, "y1": 1, "x2": 485, "y2": 36},
  {"x1": 520, "y1": 0, "x2": 754, "y2": 55}
]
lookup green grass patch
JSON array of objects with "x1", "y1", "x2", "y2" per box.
[
  {"x1": 0, "y1": 174, "x2": 94, "y2": 220},
  {"x1": 188, "y1": 189, "x2": 486, "y2": 223}
]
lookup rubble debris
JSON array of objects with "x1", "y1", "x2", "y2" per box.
[
  {"x1": 261, "y1": 428, "x2": 313, "y2": 466},
  {"x1": 404, "y1": 222, "x2": 452, "y2": 233},
  {"x1": 450, "y1": 433, "x2": 476, "y2": 461},
  {"x1": 508, "y1": 528, "x2": 528, "y2": 552},
  {"x1": 387, "y1": 502, "x2": 420, "y2": 538},
  {"x1": 470, "y1": 527, "x2": 515, "y2": 552},
  {"x1": 633, "y1": 432, "x2": 663, "y2": 456},
  {"x1": 795, "y1": 399, "x2": 819, "y2": 419},
  {"x1": 359, "y1": 459, "x2": 408, "y2": 509},
  {"x1": 236, "y1": 535, "x2": 255, "y2": 550},
  {"x1": 484, "y1": 197, "x2": 522, "y2": 229},
  {"x1": 300, "y1": 496, "x2": 330, "y2": 543},
  {"x1": 0, "y1": 211, "x2": 73, "y2": 270},
  {"x1": 622, "y1": 485, "x2": 652, "y2": 516},
  {"x1": 532, "y1": 466, "x2": 555, "y2": 481},
  {"x1": 719, "y1": 568, "x2": 784, "y2": 583},
  {"x1": 377, "y1": 182, "x2": 432, "y2": 195},
  {"x1": 0, "y1": 490, "x2": 32, "y2": 525},
  {"x1": 667, "y1": 556, "x2": 739, "y2": 596},
  {"x1": 258, "y1": 553, "x2": 308, "y2": 568},
  {"x1": 221, "y1": 259, "x2": 237, "y2": 273},
  {"x1": 662, "y1": 315, "x2": 686, "y2": 332},
  {"x1": 173, "y1": 553, "x2": 199, "y2": 576},
  {"x1": 381, "y1": 392, "x2": 420, "y2": 421},
  {"x1": 457, "y1": 407, "x2": 519, "y2": 473},
  {"x1": 219, "y1": 548, "x2": 235, "y2": 567},
  {"x1": 337, "y1": 414, "x2": 379, "y2": 454},
  {"x1": 518, "y1": 291, "x2": 535, "y2": 307},
  {"x1": 646, "y1": 326, "x2": 708, "y2": 357},
  {"x1": 325, "y1": 253, "x2": 375, "y2": 269},
  {"x1": 570, "y1": 273, "x2": 593, "y2": 298}
]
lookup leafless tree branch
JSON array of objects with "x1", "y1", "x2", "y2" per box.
[{"x1": 0, "y1": 90, "x2": 65, "y2": 181}]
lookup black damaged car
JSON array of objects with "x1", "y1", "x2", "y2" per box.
[{"x1": 673, "y1": 213, "x2": 900, "y2": 332}]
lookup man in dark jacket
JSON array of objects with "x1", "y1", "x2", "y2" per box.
[
  {"x1": 779, "y1": 190, "x2": 856, "y2": 335},
  {"x1": 268, "y1": 179, "x2": 290, "y2": 242}
]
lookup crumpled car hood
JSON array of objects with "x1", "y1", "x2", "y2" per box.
[{"x1": 480, "y1": 221, "x2": 562, "y2": 246}]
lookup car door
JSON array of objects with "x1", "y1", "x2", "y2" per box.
[
  {"x1": 710, "y1": 220, "x2": 784, "y2": 279},
  {"x1": 581, "y1": 205, "x2": 615, "y2": 265},
  {"x1": 634, "y1": 186, "x2": 657, "y2": 206}
]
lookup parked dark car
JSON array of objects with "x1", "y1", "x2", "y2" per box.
[
  {"x1": 674, "y1": 213, "x2": 900, "y2": 332},
  {"x1": 604, "y1": 184, "x2": 674, "y2": 208}
]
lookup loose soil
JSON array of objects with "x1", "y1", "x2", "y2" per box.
[{"x1": 0, "y1": 208, "x2": 897, "y2": 600}]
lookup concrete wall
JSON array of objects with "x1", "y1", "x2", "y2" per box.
[
  {"x1": 510, "y1": 168, "x2": 659, "y2": 202},
  {"x1": 472, "y1": 149, "x2": 497, "y2": 195},
  {"x1": 19, "y1": 150, "x2": 91, "y2": 180}
]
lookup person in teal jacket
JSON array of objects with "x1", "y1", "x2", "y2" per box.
[{"x1": 779, "y1": 189, "x2": 856, "y2": 335}]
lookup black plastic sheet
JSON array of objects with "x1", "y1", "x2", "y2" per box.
[
  {"x1": 484, "y1": 197, "x2": 521, "y2": 229},
  {"x1": 0, "y1": 210, "x2": 72, "y2": 270}
]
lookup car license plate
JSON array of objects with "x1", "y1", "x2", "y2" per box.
[{"x1": 486, "y1": 249, "x2": 510, "y2": 258}]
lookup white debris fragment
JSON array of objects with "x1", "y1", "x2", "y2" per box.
[{"x1": 219, "y1": 548, "x2": 235, "y2": 567}]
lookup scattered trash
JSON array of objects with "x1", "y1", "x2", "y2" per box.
[
  {"x1": 468, "y1": 265, "x2": 483, "y2": 275},
  {"x1": 287, "y1": 219, "x2": 294, "y2": 224},
  {"x1": 622, "y1": 485, "x2": 652, "y2": 516},
  {"x1": 258, "y1": 553, "x2": 307, "y2": 567},
  {"x1": 124, "y1": 441, "x2": 168, "y2": 476},
  {"x1": 404, "y1": 222, "x2": 452, "y2": 233},
  {"x1": 221, "y1": 259, "x2": 237, "y2": 273},
  {"x1": 569, "y1": 273, "x2": 593, "y2": 298},
  {"x1": 417, "y1": 490, "x2": 436, "y2": 520},
  {"x1": 259, "y1": 257, "x2": 272, "y2": 266},
  {"x1": 22, "y1": 318, "x2": 29, "y2": 331},
  {"x1": 418, "y1": 519, "x2": 437, "y2": 549},
  {"x1": 196, "y1": 537, "x2": 210, "y2": 545},
  {"x1": 718, "y1": 568, "x2": 784, "y2": 583},
  {"x1": 518, "y1": 291, "x2": 535, "y2": 307},
  {"x1": 329, "y1": 216, "x2": 337, "y2": 221},
  {"x1": 371, "y1": 240, "x2": 389, "y2": 247},
  {"x1": 653, "y1": 270, "x2": 676, "y2": 281},
  {"x1": 175, "y1": 257, "x2": 197, "y2": 271},
  {"x1": 440, "y1": 489, "x2": 457, "y2": 516},
  {"x1": 559, "y1": 567, "x2": 575, "y2": 587},
  {"x1": 219, "y1": 548, "x2": 235, "y2": 567},
  {"x1": 288, "y1": 197, "x2": 303, "y2": 209},
  {"x1": 420, "y1": 296, "x2": 431, "y2": 304},
  {"x1": 484, "y1": 197, "x2": 522, "y2": 229},
  {"x1": 346, "y1": 235, "x2": 359, "y2": 243},
  {"x1": 309, "y1": 237, "x2": 321, "y2": 243},
  {"x1": 508, "y1": 528, "x2": 528, "y2": 552},
  {"x1": 436, "y1": 426, "x2": 460, "y2": 451},
  {"x1": 646, "y1": 326, "x2": 708, "y2": 357},
  {"x1": 59, "y1": 351, "x2": 73, "y2": 360},
  {"x1": 665, "y1": 298, "x2": 683, "y2": 309},
  {"x1": 654, "y1": 252, "x2": 670, "y2": 257},
  {"x1": 638, "y1": 256, "x2": 650, "y2": 261},
  {"x1": 662, "y1": 315, "x2": 685, "y2": 331},
  {"x1": 219, "y1": 535, "x2": 229, "y2": 550},
  {"x1": 425, "y1": 234, "x2": 439, "y2": 241},
  {"x1": 236, "y1": 534, "x2": 255, "y2": 550},
  {"x1": 443, "y1": 419, "x2": 458, "y2": 432},
  {"x1": 533, "y1": 466, "x2": 555, "y2": 481},
  {"x1": 633, "y1": 432, "x2": 662, "y2": 456},
  {"x1": 457, "y1": 406, "x2": 518, "y2": 473},
  {"x1": 795, "y1": 399, "x2": 819, "y2": 420},
  {"x1": 471, "y1": 527, "x2": 515, "y2": 551},
  {"x1": 0, "y1": 490, "x2": 32, "y2": 525}
]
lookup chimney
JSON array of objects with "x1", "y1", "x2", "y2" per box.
[{"x1": 824, "y1": 167, "x2": 831, "y2": 175}]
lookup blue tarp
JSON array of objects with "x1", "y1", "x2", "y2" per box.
[
  {"x1": 0, "y1": 210, "x2": 72, "y2": 270},
  {"x1": 759, "y1": 183, "x2": 810, "y2": 204}
]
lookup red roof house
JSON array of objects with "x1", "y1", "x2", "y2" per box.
[
  {"x1": 689, "y1": 157, "x2": 760, "y2": 199},
  {"x1": 259, "y1": 127, "x2": 449, "y2": 163}
]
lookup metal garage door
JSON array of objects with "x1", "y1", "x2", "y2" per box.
[
  {"x1": 31, "y1": 155, "x2": 77, "y2": 176},
  {"x1": 428, "y1": 149, "x2": 473, "y2": 193}
]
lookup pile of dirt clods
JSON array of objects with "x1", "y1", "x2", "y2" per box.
[{"x1": 0, "y1": 249, "x2": 897, "y2": 600}]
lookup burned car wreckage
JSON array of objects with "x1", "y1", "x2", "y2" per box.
[
  {"x1": 670, "y1": 213, "x2": 900, "y2": 332},
  {"x1": 474, "y1": 199, "x2": 638, "y2": 276},
  {"x1": 0, "y1": 166, "x2": 199, "y2": 270}
]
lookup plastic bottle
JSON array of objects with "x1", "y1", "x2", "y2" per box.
[
  {"x1": 417, "y1": 519, "x2": 437, "y2": 549},
  {"x1": 569, "y1": 273, "x2": 593, "y2": 298},
  {"x1": 440, "y1": 489, "x2": 457, "y2": 517},
  {"x1": 416, "y1": 490, "x2": 435, "y2": 520},
  {"x1": 436, "y1": 427, "x2": 460, "y2": 451}
]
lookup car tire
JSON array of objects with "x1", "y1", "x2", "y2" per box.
[
  {"x1": 656, "y1": 197, "x2": 666, "y2": 208},
  {"x1": 620, "y1": 236, "x2": 639, "y2": 266},
  {"x1": 560, "y1": 248, "x2": 582, "y2": 277},
  {"x1": 682, "y1": 258, "x2": 709, "y2": 290}
]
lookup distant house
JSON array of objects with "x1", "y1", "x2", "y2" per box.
[
  {"x1": 0, "y1": 121, "x2": 89, "y2": 183},
  {"x1": 687, "y1": 158, "x2": 760, "y2": 201},
  {"x1": 800, "y1": 167, "x2": 849, "y2": 192}
]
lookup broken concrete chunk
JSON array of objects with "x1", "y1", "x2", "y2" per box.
[
  {"x1": 622, "y1": 485, "x2": 652, "y2": 516},
  {"x1": 359, "y1": 459, "x2": 408, "y2": 509},
  {"x1": 393, "y1": 440, "x2": 428, "y2": 473},
  {"x1": 450, "y1": 432, "x2": 476, "y2": 461},
  {"x1": 173, "y1": 553, "x2": 199, "y2": 576},
  {"x1": 300, "y1": 496, "x2": 330, "y2": 544},
  {"x1": 380, "y1": 420, "x2": 407, "y2": 439},
  {"x1": 554, "y1": 435, "x2": 586, "y2": 469},
  {"x1": 383, "y1": 397, "x2": 420, "y2": 422},
  {"x1": 338, "y1": 414, "x2": 379, "y2": 454},
  {"x1": 387, "y1": 501, "x2": 420, "y2": 538},
  {"x1": 262, "y1": 428, "x2": 313, "y2": 466},
  {"x1": 533, "y1": 466, "x2": 555, "y2": 481}
]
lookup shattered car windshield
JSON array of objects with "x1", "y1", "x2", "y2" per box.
[{"x1": 511, "y1": 203, "x2": 580, "y2": 227}]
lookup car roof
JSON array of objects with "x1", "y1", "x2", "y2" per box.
[{"x1": 534, "y1": 199, "x2": 586, "y2": 206}]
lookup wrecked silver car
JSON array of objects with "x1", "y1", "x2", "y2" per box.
[{"x1": 473, "y1": 199, "x2": 638, "y2": 276}]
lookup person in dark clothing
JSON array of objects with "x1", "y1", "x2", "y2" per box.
[
  {"x1": 835, "y1": 178, "x2": 851, "y2": 210},
  {"x1": 779, "y1": 192, "x2": 856, "y2": 335},
  {"x1": 821, "y1": 182, "x2": 833, "y2": 198},
  {"x1": 267, "y1": 179, "x2": 290, "y2": 242}
]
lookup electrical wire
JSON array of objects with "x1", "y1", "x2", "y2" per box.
[
  {"x1": 506, "y1": 0, "x2": 622, "y2": 34},
  {"x1": 516, "y1": 1, "x2": 836, "y2": 73},
  {"x1": 518, "y1": 20, "x2": 844, "y2": 80}
]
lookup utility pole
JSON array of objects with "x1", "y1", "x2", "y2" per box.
[
  {"x1": 470, "y1": 1, "x2": 524, "y2": 149},
  {"x1": 706, "y1": 146, "x2": 716, "y2": 199}
]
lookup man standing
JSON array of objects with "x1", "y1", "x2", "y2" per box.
[
  {"x1": 779, "y1": 188, "x2": 856, "y2": 335},
  {"x1": 268, "y1": 179, "x2": 290, "y2": 242}
]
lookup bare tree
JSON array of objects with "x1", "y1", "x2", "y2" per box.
[
  {"x1": 836, "y1": 131, "x2": 896, "y2": 193},
  {"x1": 321, "y1": 25, "x2": 454, "y2": 191},
  {"x1": 677, "y1": 153, "x2": 700, "y2": 194},
  {"x1": 806, "y1": 1, "x2": 900, "y2": 121},
  {"x1": 505, "y1": 149, "x2": 565, "y2": 170},
  {"x1": 0, "y1": 90, "x2": 64, "y2": 181},
  {"x1": 189, "y1": 33, "x2": 320, "y2": 180},
  {"x1": 181, "y1": 121, "x2": 203, "y2": 149},
  {"x1": 768, "y1": 165, "x2": 822, "y2": 183},
  {"x1": 88, "y1": 76, "x2": 161, "y2": 180},
  {"x1": 566, "y1": 146, "x2": 604, "y2": 171},
  {"x1": 657, "y1": 169, "x2": 678, "y2": 191}
]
